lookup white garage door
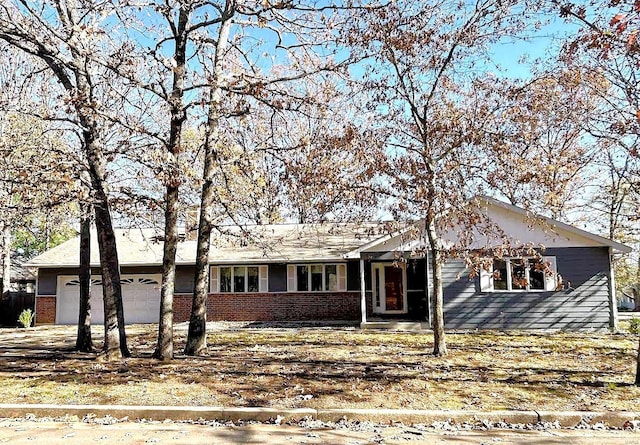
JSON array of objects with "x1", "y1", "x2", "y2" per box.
[{"x1": 57, "y1": 274, "x2": 162, "y2": 325}]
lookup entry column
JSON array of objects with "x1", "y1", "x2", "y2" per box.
[{"x1": 360, "y1": 258, "x2": 366, "y2": 324}]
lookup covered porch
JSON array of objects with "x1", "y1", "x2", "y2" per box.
[{"x1": 354, "y1": 252, "x2": 431, "y2": 329}]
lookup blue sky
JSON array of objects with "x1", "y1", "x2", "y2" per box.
[{"x1": 490, "y1": 16, "x2": 581, "y2": 79}]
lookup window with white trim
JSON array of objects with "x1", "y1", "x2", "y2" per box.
[
  {"x1": 287, "y1": 264, "x2": 347, "y2": 292},
  {"x1": 210, "y1": 265, "x2": 268, "y2": 293},
  {"x1": 480, "y1": 257, "x2": 557, "y2": 292}
]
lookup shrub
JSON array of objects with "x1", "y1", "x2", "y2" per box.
[
  {"x1": 17, "y1": 309, "x2": 35, "y2": 328},
  {"x1": 629, "y1": 318, "x2": 640, "y2": 335}
]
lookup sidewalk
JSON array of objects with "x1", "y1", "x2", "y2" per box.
[{"x1": 1, "y1": 417, "x2": 640, "y2": 445}]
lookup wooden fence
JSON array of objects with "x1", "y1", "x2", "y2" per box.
[{"x1": 0, "y1": 291, "x2": 35, "y2": 327}]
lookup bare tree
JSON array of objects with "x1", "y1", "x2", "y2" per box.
[
  {"x1": 479, "y1": 71, "x2": 600, "y2": 221},
  {"x1": 0, "y1": 0, "x2": 130, "y2": 359},
  {"x1": 343, "y1": 0, "x2": 541, "y2": 356},
  {"x1": 178, "y1": 0, "x2": 351, "y2": 354},
  {"x1": 556, "y1": 0, "x2": 640, "y2": 385},
  {"x1": 103, "y1": 1, "x2": 199, "y2": 361}
]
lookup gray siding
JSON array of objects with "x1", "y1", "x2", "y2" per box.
[
  {"x1": 442, "y1": 247, "x2": 611, "y2": 330},
  {"x1": 37, "y1": 268, "x2": 63, "y2": 295},
  {"x1": 37, "y1": 267, "x2": 103, "y2": 295},
  {"x1": 38, "y1": 266, "x2": 181, "y2": 294}
]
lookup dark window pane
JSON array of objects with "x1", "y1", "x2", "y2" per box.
[
  {"x1": 220, "y1": 267, "x2": 231, "y2": 293},
  {"x1": 234, "y1": 266, "x2": 245, "y2": 292},
  {"x1": 297, "y1": 265, "x2": 308, "y2": 291},
  {"x1": 529, "y1": 260, "x2": 545, "y2": 290},
  {"x1": 511, "y1": 259, "x2": 527, "y2": 289},
  {"x1": 493, "y1": 260, "x2": 508, "y2": 290},
  {"x1": 325, "y1": 265, "x2": 337, "y2": 291},
  {"x1": 248, "y1": 267, "x2": 259, "y2": 292},
  {"x1": 311, "y1": 265, "x2": 323, "y2": 291}
]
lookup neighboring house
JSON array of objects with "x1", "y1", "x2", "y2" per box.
[
  {"x1": 27, "y1": 198, "x2": 631, "y2": 330},
  {"x1": 0, "y1": 259, "x2": 36, "y2": 326},
  {"x1": 11, "y1": 257, "x2": 36, "y2": 293},
  {"x1": 618, "y1": 292, "x2": 636, "y2": 310}
]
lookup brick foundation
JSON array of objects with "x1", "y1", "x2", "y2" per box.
[
  {"x1": 173, "y1": 292, "x2": 361, "y2": 322},
  {"x1": 35, "y1": 296, "x2": 56, "y2": 325}
]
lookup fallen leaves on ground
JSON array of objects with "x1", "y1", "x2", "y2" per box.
[{"x1": 0, "y1": 323, "x2": 638, "y2": 411}]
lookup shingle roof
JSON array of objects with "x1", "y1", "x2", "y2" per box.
[{"x1": 26, "y1": 223, "x2": 391, "y2": 268}]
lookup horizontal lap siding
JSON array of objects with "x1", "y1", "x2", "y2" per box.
[
  {"x1": 442, "y1": 247, "x2": 611, "y2": 330},
  {"x1": 173, "y1": 292, "x2": 361, "y2": 322}
]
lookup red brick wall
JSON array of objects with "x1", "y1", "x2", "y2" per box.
[
  {"x1": 173, "y1": 292, "x2": 362, "y2": 322},
  {"x1": 36, "y1": 291, "x2": 374, "y2": 325},
  {"x1": 35, "y1": 296, "x2": 56, "y2": 325},
  {"x1": 174, "y1": 294, "x2": 193, "y2": 322}
]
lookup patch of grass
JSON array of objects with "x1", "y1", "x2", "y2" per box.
[{"x1": 0, "y1": 324, "x2": 638, "y2": 411}]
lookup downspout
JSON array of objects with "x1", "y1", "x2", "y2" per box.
[
  {"x1": 608, "y1": 246, "x2": 618, "y2": 331},
  {"x1": 360, "y1": 257, "x2": 367, "y2": 326}
]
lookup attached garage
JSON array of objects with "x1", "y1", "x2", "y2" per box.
[{"x1": 56, "y1": 274, "x2": 162, "y2": 324}]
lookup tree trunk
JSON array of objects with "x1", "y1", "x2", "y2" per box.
[
  {"x1": 153, "y1": 4, "x2": 190, "y2": 361},
  {"x1": 635, "y1": 336, "x2": 640, "y2": 386},
  {"x1": 93, "y1": 194, "x2": 128, "y2": 358},
  {"x1": 0, "y1": 0, "x2": 127, "y2": 360},
  {"x1": 79, "y1": 107, "x2": 128, "y2": 359},
  {"x1": 635, "y1": 254, "x2": 640, "y2": 312},
  {"x1": 0, "y1": 223, "x2": 10, "y2": 297},
  {"x1": 184, "y1": 162, "x2": 215, "y2": 356},
  {"x1": 76, "y1": 208, "x2": 93, "y2": 352},
  {"x1": 429, "y1": 244, "x2": 447, "y2": 356},
  {"x1": 425, "y1": 161, "x2": 447, "y2": 357},
  {"x1": 154, "y1": 184, "x2": 179, "y2": 360},
  {"x1": 184, "y1": 8, "x2": 233, "y2": 356},
  {"x1": 636, "y1": 251, "x2": 640, "y2": 386}
]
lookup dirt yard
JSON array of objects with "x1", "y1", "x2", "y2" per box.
[{"x1": 0, "y1": 322, "x2": 638, "y2": 411}]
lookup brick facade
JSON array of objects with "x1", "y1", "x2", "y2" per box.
[
  {"x1": 35, "y1": 296, "x2": 56, "y2": 324},
  {"x1": 35, "y1": 292, "x2": 367, "y2": 325},
  {"x1": 173, "y1": 292, "x2": 361, "y2": 322}
]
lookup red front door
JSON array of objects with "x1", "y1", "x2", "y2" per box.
[{"x1": 384, "y1": 266, "x2": 404, "y2": 311}]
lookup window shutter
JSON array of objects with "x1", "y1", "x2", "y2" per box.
[
  {"x1": 259, "y1": 266, "x2": 268, "y2": 293},
  {"x1": 287, "y1": 265, "x2": 296, "y2": 292},
  {"x1": 479, "y1": 262, "x2": 493, "y2": 292},
  {"x1": 543, "y1": 256, "x2": 557, "y2": 291},
  {"x1": 337, "y1": 264, "x2": 347, "y2": 291},
  {"x1": 210, "y1": 266, "x2": 219, "y2": 293}
]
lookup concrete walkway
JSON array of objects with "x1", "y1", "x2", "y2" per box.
[{"x1": 1, "y1": 418, "x2": 640, "y2": 445}]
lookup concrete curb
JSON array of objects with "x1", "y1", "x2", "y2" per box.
[
  {"x1": 0, "y1": 405, "x2": 315, "y2": 423},
  {"x1": 0, "y1": 404, "x2": 638, "y2": 428},
  {"x1": 316, "y1": 409, "x2": 541, "y2": 425}
]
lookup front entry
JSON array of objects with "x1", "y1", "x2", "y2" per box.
[{"x1": 372, "y1": 263, "x2": 407, "y2": 314}]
